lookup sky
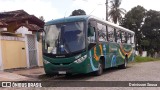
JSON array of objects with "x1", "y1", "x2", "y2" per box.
[{"x1": 0, "y1": 0, "x2": 160, "y2": 22}]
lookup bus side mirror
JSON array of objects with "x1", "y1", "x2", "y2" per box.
[{"x1": 88, "y1": 27, "x2": 94, "y2": 37}]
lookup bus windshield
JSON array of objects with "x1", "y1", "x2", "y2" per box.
[{"x1": 43, "y1": 21, "x2": 85, "y2": 55}]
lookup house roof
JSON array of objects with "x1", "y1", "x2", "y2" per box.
[
  {"x1": 0, "y1": 21, "x2": 7, "y2": 27},
  {"x1": 12, "y1": 23, "x2": 41, "y2": 32},
  {"x1": 0, "y1": 10, "x2": 44, "y2": 28},
  {"x1": 24, "y1": 24, "x2": 41, "y2": 31},
  {"x1": 0, "y1": 10, "x2": 29, "y2": 18}
]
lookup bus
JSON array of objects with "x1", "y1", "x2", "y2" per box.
[{"x1": 41, "y1": 15, "x2": 135, "y2": 76}]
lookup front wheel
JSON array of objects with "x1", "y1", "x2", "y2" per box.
[{"x1": 95, "y1": 62, "x2": 103, "y2": 76}]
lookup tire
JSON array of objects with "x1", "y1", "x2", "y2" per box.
[
  {"x1": 95, "y1": 62, "x2": 103, "y2": 76},
  {"x1": 118, "y1": 57, "x2": 128, "y2": 69},
  {"x1": 65, "y1": 73, "x2": 72, "y2": 77}
]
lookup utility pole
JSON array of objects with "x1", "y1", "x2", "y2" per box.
[
  {"x1": 106, "y1": 0, "x2": 108, "y2": 21},
  {"x1": 105, "y1": 0, "x2": 109, "y2": 41}
]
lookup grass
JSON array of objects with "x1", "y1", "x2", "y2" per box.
[{"x1": 134, "y1": 56, "x2": 160, "y2": 63}]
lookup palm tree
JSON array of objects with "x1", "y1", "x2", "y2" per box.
[{"x1": 109, "y1": 0, "x2": 126, "y2": 24}]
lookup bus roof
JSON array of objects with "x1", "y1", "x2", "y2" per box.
[
  {"x1": 45, "y1": 15, "x2": 88, "y2": 25},
  {"x1": 45, "y1": 15, "x2": 135, "y2": 35}
]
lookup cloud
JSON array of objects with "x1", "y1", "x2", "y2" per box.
[
  {"x1": 68, "y1": 0, "x2": 106, "y2": 19},
  {"x1": 1, "y1": 0, "x2": 160, "y2": 22}
]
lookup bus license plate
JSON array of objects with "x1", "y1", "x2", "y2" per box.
[{"x1": 58, "y1": 71, "x2": 66, "y2": 74}]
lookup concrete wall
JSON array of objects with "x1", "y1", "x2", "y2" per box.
[
  {"x1": 0, "y1": 34, "x2": 43, "y2": 70},
  {"x1": 136, "y1": 51, "x2": 147, "y2": 57},
  {"x1": 38, "y1": 41, "x2": 43, "y2": 66},
  {"x1": 15, "y1": 26, "x2": 32, "y2": 37},
  {"x1": 142, "y1": 51, "x2": 147, "y2": 57},
  {"x1": 1, "y1": 40, "x2": 27, "y2": 69}
]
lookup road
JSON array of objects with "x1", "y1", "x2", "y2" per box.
[
  {"x1": 1, "y1": 61, "x2": 160, "y2": 90},
  {"x1": 37, "y1": 61, "x2": 160, "y2": 81}
]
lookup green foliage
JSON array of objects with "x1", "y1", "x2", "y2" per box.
[
  {"x1": 135, "y1": 56, "x2": 159, "y2": 63},
  {"x1": 70, "y1": 9, "x2": 86, "y2": 16},
  {"x1": 141, "y1": 10, "x2": 160, "y2": 52},
  {"x1": 121, "y1": 5, "x2": 160, "y2": 56},
  {"x1": 121, "y1": 5, "x2": 146, "y2": 50},
  {"x1": 109, "y1": 0, "x2": 126, "y2": 24},
  {"x1": 121, "y1": 5, "x2": 146, "y2": 30},
  {"x1": 141, "y1": 40, "x2": 150, "y2": 46}
]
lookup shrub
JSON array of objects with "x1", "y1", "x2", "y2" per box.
[{"x1": 135, "y1": 56, "x2": 159, "y2": 63}]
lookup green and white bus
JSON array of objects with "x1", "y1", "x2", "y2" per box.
[{"x1": 42, "y1": 15, "x2": 135, "y2": 76}]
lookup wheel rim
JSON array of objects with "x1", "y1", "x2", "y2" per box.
[
  {"x1": 125, "y1": 59, "x2": 127, "y2": 67},
  {"x1": 98, "y1": 63, "x2": 102, "y2": 74}
]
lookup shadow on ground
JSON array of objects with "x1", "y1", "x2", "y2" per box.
[{"x1": 37, "y1": 66, "x2": 132, "y2": 81}]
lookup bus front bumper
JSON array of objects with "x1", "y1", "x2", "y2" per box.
[{"x1": 43, "y1": 60, "x2": 88, "y2": 75}]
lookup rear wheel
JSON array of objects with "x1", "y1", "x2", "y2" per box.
[
  {"x1": 65, "y1": 73, "x2": 72, "y2": 77},
  {"x1": 95, "y1": 62, "x2": 103, "y2": 76},
  {"x1": 119, "y1": 57, "x2": 128, "y2": 69}
]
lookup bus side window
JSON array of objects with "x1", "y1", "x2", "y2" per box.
[
  {"x1": 127, "y1": 34, "x2": 131, "y2": 44},
  {"x1": 97, "y1": 23, "x2": 107, "y2": 42},
  {"x1": 121, "y1": 31, "x2": 126, "y2": 43},
  {"x1": 88, "y1": 23, "x2": 96, "y2": 43},
  {"x1": 108, "y1": 26, "x2": 115, "y2": 42},
  {"x1": 125, "y1": 32, "x2": 127, "y2": 43},
  {"x1": 116, "y1": 30, "x2": 121, "y2": 43},
  {"x1": 87, "y1": 22, "x2": 97, "y2": 50},
  {"x1": 130, "y1": 34, "x2": 134, "y2": 44},
  {"x1": 88, "y1": 26, "x2": 96, "y2": 43}
]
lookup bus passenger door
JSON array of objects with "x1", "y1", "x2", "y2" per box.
[
  {"x1": 87, "y1": 21, "x2": 97, "y2": 50},
  {"x1": 87, "y1": 21, "x2": 99, "y2": 72}
]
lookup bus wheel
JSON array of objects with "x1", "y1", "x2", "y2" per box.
[
  {"x1": 118, "y1": 57, "x2": 128, "y2": 69},
  {"x1": 95, "y1": 62, "x2": 103, "y2": 76},
  {"x1": 65, "y1": 73, "x2": 72, "y2": 77}
]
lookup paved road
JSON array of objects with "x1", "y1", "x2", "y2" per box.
[
  {"x1": 36, "y1": 61, "x2": 160, "y2": 81},
  {"x1": 1, "y1": 61, "x2": 160, "y2": 90}
]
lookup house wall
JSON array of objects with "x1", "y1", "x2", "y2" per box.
[
  {"x1": 0, "y1": 36, "x2": 3, "y2": 70},
  {"x1": 0, "y1": 35, "x2": 44, "y2": 70},
  {"x1": 38, "y1": 41, "x2": 43, "y2": 66},
  {"x1": 15, "y1": 26, "x2": 32, "y2": 37},
  {"x1": 1, "y1": 40, "x2": 27, "y2": 69},
  {"x1": 7, "y1": 22, "x2": 17, "y2": 33},
  {"x1": 0, "y1": 28, "x2": 7, "y2": 32}
]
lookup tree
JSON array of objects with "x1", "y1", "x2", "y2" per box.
[
  {"x1": 39, "y1": 16, "x2": 45, "y2": 21},
  {"x1": 70, "y1": 9, "x2": 86, "y2": 16},
  {"x1": 121, "y1": 5, "x2": 146, "y2": 50},
  {"x1": 141, "y1": 10, "x2": 160, "y2": 54},
  {"x1": 109, "y1": 0, "x2": 126, "y2": 24}
]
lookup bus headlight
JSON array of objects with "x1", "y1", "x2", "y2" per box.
[
  {"x1": 43, "y1": 59, "x2": 50, "y2": 64},
  {"x1": 74, "y1": 55, "x2": 87, "y2": 63}
]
